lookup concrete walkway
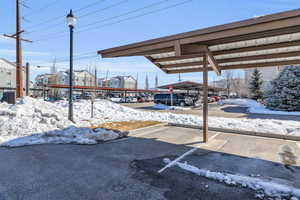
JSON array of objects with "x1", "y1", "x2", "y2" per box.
[{"x1": 0, "y1": 126, "x2": 298, "y2": 199}]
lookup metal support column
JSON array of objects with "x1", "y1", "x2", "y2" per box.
[{"x1": 25, "y1": 62, "x2": 29, "y2": 96}]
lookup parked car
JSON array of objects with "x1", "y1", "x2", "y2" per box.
[
  {"x1": 154, "y1": 93, "x2": 193, "y2": 106},
  {"x1": 137, "y1": 97, "x2": 145, "y2": 103},
  {"x1": 212, "y1": 96, "x2": 221, "y2": 102}
]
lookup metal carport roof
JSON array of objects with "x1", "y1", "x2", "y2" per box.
[
  {"x1": 157, "y1": 81, "x2": 225, "y2": 92},
  {"x1": 97, "y1": 8, "x2": 300, "y2": 143}
]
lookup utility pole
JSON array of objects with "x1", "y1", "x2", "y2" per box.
[
  {"x1": 3, "y1": 0, "x2": 32, "y2": 98},
  {"x1": 16, "y1": 0, "x2": 22, "y2": 98}
]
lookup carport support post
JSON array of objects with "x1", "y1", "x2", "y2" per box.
[{"x1": 202, "y1": 54, "x2": 208, "y2": 143}]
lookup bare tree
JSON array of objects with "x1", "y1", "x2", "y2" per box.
[{"x1": 222, "y1": 70, "x2": 234, "y2": 97}]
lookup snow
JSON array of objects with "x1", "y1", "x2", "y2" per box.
[
  {"x1": 164, "y1": 158, "x2": 300, "y2": 199},
  {"x1": 0, "y1": 97, "x2": 300, "y2": 147},
  {"x1": 219, "y1": 98, "x2": 300, "y2": 116},
  {"x1": 152, "y1": 104, "x2": 191, "y2": 110},
  {"x1": 0, "y1": 97, "x2": 124, "y2": 147}
]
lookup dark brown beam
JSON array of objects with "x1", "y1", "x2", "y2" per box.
[
  {"x1": 221, "y1": 59, "x2": 300, "y2": 70},
  {"x1": 152, "y1": 53, "x2": 203, "y2": 63},
  {"x1": 160, "y1": 61, "x2": 203, "y2": 69},
  {"x1": 100, "y1": 41, "x2": 175, "y2": 58},
  {"x1": 206, "y1": 25, "x2": 300, "y2": 46},
  {"x1": 204, "y1": 46, "x2": 221, "y2": 75},
  {"x1": 217, "y1": 51, "x2": 300, "y2": 63},
  {"x1": 166, "y1": 59, "x2": 300, "y2": 74},
  {"x1": 180, "y1": 19, "x2": 300, "y2": 46},
  {"x1": 174, "y1": 40, "x2": 181, "y2": 56},
  {"x1": 146, "y1": 56, "x2": 166, "y2": 73},
  {"x1": 212, "y1": 40, "x2": 300, "y2": 56}
]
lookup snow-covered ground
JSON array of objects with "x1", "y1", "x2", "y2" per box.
[
  {"x1": 0, "y1": 97, "x2": 300, "y2": 147},
  {"x1": 164, "y1": 158, "x2": 300, "y2": 199},
  {"x1": 152, "y1": 104, "x2": 191, "y2": 110},
  {"x1": 219, "y1": 99, "x2": 300, "y2": 116}
]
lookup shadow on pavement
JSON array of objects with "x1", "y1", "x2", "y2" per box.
[{"x1": 0, "y1": 135, "x2": 298, "y2": 199}]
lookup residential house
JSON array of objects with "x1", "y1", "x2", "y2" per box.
[
  {"x1": 0, "y1": 58, "x2": 29, "y2": 96},
  {"x1": 109, "y1": 76, "x2": 137, "y2": 89}
]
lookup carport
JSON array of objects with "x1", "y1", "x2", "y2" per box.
[
  {"x1": 157, "y1": 81, "x2": 225, "y2": 95},
  {"x1": 98, "y1": 8, "x2": 300, "y2": 143}
]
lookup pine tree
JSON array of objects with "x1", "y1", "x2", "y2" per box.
[
  {"x1": 249, "y1": 68, "x2": 263, "y2": 100},
  {"x1": 266, "y1": 66, "x2": 300, "y2": 111}
]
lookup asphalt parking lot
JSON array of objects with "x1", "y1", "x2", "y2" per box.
[{"x1": 0, "y1": 125, "x2": 298, "y2": 200}]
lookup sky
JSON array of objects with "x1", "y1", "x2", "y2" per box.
[{"x1": 0, "y1": 0, "x2": 299, "y2": 88}]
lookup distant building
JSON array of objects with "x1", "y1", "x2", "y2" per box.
[
  {"x1": 49, "y1": 71, "x2": 68, "y2": 97},
  {"x1": 66, "y1": 70, "x2": 96, "y2": 87},
  {"x1": 98, "y1": 78, "x2": 110, "y2": 87},
  {"x1": 35, "y1": 73, "x2": 55, "y2": 87},
  {"x1": 0, "y1": 58, "x2": 26, "y2": 88},
  {"x1": 109, "y1": 76, "x2": 137, "y2": 89}
]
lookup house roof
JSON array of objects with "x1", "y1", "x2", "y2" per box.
[{"x1": 97, "y1": 8, "x2": 300, "y2": 75}]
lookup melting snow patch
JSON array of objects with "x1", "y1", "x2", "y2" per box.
[
  {"x1": 1, "y1": 126, "x2": 124, "y2": 147},
  {"x1": 164, "y1": 158, "x2": 300, "y2": 199},
  {"x1": 219, "y1": 98, "x2": 300, "y2": 116}
]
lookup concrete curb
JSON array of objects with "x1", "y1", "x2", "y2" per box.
[{"x1": 168, "y1": 123, "x2": 300, "y2": 141}]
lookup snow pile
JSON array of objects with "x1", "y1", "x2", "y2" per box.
[
  {"x1": 2, "y1": 126, "x2": 121, "y2": 147},
  {"x1": 219, "y1": 98, "x2": 300, "y2": 116},
  {"x1": 152, "y1": 104, "x2": 191, "y2": 110},
  {"x1": 164, "y1": 158, "x2": 300, "y2": 199},
  {"x1": 0, "y1": 97, "x2": 124, "y2": 147}
]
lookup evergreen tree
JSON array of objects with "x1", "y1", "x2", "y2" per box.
[
  {"x1": 249, "y1": 68, "x2": 263, "y2": 100},
  {"x1": 266, "y1": 66, "x2": 300, "y2": 111}
]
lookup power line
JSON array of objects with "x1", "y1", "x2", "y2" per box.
[
  {"x1": 30, "y1": 0, "x2": 169, "y2": 37},
  {"x1": 80, "y1": 0, "x2": 171, "y2": 30},
  {"x1": 23, "y1": 0, "x2": 60, "y2": 18},
  {"x1": 25, "y1": 0, "x2": 128, "y2": 35},
  {"x1": 78, "y1": 0, "x2": 128, "y2": 18},
  {"x1": 24, "y1": 0, "x2": 106, "y2": 32},
  {"x1": 34, "y1": 0, "x2": 192, "y2": 43},
  {"x1": 33, "y1": 52, "x2": 99, "y2": 66}
]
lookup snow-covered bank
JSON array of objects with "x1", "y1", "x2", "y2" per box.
[
  {"x1": 0, "y1": 97, "x2": 300, "y2": 147},
  {"x1": 219, "y1": 99, "x2": 300, "y2": 116}
]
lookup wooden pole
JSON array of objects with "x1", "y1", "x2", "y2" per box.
[
  {"x1": 16, "y1": 0, "x2": 24, "y2": 98},
  {"x1": 203, "y1": 54, "x2": 208, "y2": 143}
]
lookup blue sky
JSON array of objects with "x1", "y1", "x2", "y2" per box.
[{"x1": 0, "y1": 0, "x2": 299, "y2": 88}]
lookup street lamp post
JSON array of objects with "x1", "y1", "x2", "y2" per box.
[{"x1": 67, "y1": 9, "x2": 76, "y2": 122}]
